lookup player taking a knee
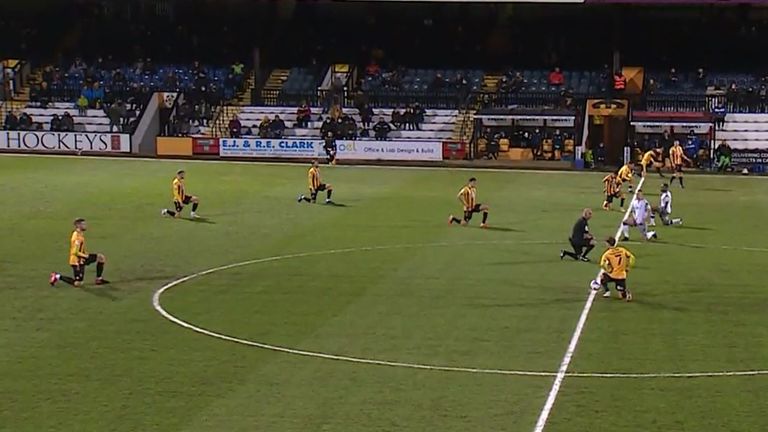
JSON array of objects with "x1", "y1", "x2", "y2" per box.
[
  {"x1": 49, "y1": 218, "x2": 108, "y2": 287},
  {"x1": 449, "y1": 177, "x2": 489, "y2": 228}
]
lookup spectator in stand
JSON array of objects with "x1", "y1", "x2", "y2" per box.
[
  {"x1": 498, "y1": 76, "x2": 510, "y2": 93},
  {"x1": 359, "y1": 104, "x2": 373, "y2": 128},
  {"x1": 258, "y1": 116, "x2": 271, "y2": 138},
  {"x1": 229, "y1": 115, "x2": 242, "y2": 138},
  {"x1": 548, "y1": 67, "x2": 564, "y2": 86},
  {"x1": 144, "y1": 58, "x2": 156, "y2": 75},
  {"x1": 50, "y1": 114, "x2": 62, "y2": 132},
  {"x1": 270, "y1": 115, "x2": 286, "y2": 138},
  {"x1": 341, "y1": 112, "x2": 357, "y2": 139},
  {"x1": 668, "y1": 68, "x2": 679, "y2": 85},
  {"x1": 413, "y1": 103, "x2": 425, "y2": 130},
  {"x1": 510, "y1": 72, "x2": 525, "y2": 93},
  {"x1": 200, "y1": 101, "x2": 213, "y2": 127},
  {"x1": 18, "y1": 112, "x2": 33, "y2": 130},
  {"x1": 89, "y1": 83, "x2": 105, "y2": 108},
  {"x1": 108, "y1": 102, "x2": 123, "y2": 132},
  {"x1": 552, "y1": 129, "x2": 564, "y2": 156},
  {"x1": 726, "y1": 82, "x2": 739, "y2": 111},
  {"x1": 60, "y1": 112, "x2": 75, "y2": 132},
  {"x1": 69, "y1": 57, "x2": 87, "y2": 75},
  {"x1": 391, "y1": 107, "x2": 403, "y2": 129},
  {"x1": 320, "y1": 117, "x2": 336, "y2": 138},
  {"x1": 429, "y1": 73, "x2": 445, "y2": 91},
  {"x1": 373, "y1": 117, "x2": 392, "y2": 141},
  {"x1": 715, "y1": 140, "x2": 732, "y2": 172},
  {"x1": 647, "y1": 78, "x2": 658, "y2": 95},
  {"x1": 164, "y1": 71, "x2": 178, "y2": 90},
  {"x1": 403, "y1": 105, "x2": 415, "y2": 131},
  {"x1": 232, "y1": 60, "x2": 245, "y2": 85},
  {"x1": 296, "y1": 100, "x2": 312, "y2": 128},
  {"x1": 4, "y1": 111, "x2": 19, "y2": 130},
  {"x1": 695, "y1": 68, "x2": 707, "y2": 88},
  {"x1": 365, "y1": 61, "x2": 381, "y2": 77},
  {"x1": 595, "y1": 142, "x2": 607, "y2": 167},
  {"x1": 77, "y1": 94, "x2": 89, "y2": 116},
  {"x1": 759, "y1": 85, "x2": 768, "y2": 112},
  {"x1": 684, "y1": 134, "x2": 700, "y2": 165},
  {"x1": 660, "y1": 130, "x2": 672, "y2": 152}
]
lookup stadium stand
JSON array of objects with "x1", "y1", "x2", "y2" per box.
[
  {"x1": 13, "y1": 102, "x2": 112, "y2": 132},
  {"x1": 233, "y1": 106, "x2": 457, "y2": 141},
  {"x1": 718, "y1": 113, "x2": 768, "y2": 149}
]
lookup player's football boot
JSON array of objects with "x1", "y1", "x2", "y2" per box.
[
  {"x1": 480, "y1": 223, "x2": 488, "y2": 228},
  {"x1": 95, "y1": 277, "x2": 110, "y2": 285},
  {"x1": 602, "y1": 290, "x2": 611, "y2": 298},
  {"x1": 49, "y1": 272, "x2": 59, "y2": 286}
]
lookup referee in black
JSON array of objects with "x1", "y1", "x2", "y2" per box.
[{"x1": 561, "y1": 208, "x2": 596, "y2": 262}]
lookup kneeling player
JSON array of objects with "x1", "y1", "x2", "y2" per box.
[
  {"x1": 49, "y1": 218, "x2": 108, "y2": 287},
  {"x1": 650, "y1": 183, "x2": 683, "y2": 226},
  {"x1": 299, "y1": 160, "x2": 334, "y2": 204},
  {"x1": 602, "y1": 172, "x2": 625, "y2": 211},
  {"x1": 449, "y1": 177, "x2": 489, "y2": 228},
  {"x1": 620, "y1": 190, "x2": 657, "y2": 241},
  {"x1": 592, "y1": 237, "x2": 635, "y2": 301},
  {"x1": 162, "y1": 170, "x2": 201, "y2": 218}
]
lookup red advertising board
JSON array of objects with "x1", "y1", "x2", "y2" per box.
[{"x1": 193, "y1": 137, "x2": 219, "y2": 155}]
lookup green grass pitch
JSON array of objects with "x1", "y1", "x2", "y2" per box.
[{"x1": 1, "y1": 154, "x2": 767, "y2": 432}]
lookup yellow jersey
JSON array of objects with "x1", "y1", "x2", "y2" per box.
[
  {"x1": 172, "y1": 177, "x2": 185, "y2": 202},
  {"x1": 670, "y1": 145, "x2": 685, "y2": 166},
  {"x1": 68, "y1": 230, "x2": 89, "y2": 266},
  {"x1": 602, "y1": 174, "x2": 621, "y2": 196},
  {"x1": 617, "y1": 164, "x2": 633, "y2": 182},
  {"x1": 600, "y1": 246, "x2": 635, "y2": 279},
  {"x1": 457, "y1": 185, "x2": 477, "y2": 210},
  {"x1": 308, "y1": 167, "x2": 322, "y2": 191},
  {"x1": 641, "y1": 150, "x2": 657, "y2": 166}
]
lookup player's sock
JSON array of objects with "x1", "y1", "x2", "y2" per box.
[
  {"x1": 326, "y1": 190, "x2": 333, "y2": 200},
  {"x1": 582, "y1": 244, "x2": 595, "y2": 258},
  {"x1": 450, "y1": 216, "x2": 462, "y2": 224},
  {"x1": 96, "y1": 263, "x2": 104, "y2": 278},
  {"x1": 679, "y1": 177, "x2": 684, "y2": 187},
  {"x1": 602, "y1": 201, "x2": 609, "y2": 210},
  {"x1": 671, "y1": 218, "x2": 683, "y2": 225},
  {"x1": 657, "y1": 167, "x2": 665, "y2": 177},
  {"x1": 59, "y1": 275, "x2": 76, "y2": 285},
  {"x1": 621, "y1": 224, "x2": 630, "y2": 239},
  {"x1": 620, "y1": 197, "x2": 625, "y2": 208},
  {"x1": 192, "y1": 202, "x2": 199, "y2": 212},
  {"x1": 164, "y1": 209, "x2": 176, "y2": 217},
  {"x1": 482, "y1": 212, "x2": 488, "y2": 224},
  {"x1": 649, "y1": 214, "x2": 656, "y2": 226}
]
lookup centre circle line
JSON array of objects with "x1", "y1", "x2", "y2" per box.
[{"x1": 152, "y1": 240, "x2": 768, "y2": 379}]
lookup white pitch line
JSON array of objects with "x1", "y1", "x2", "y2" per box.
[
  {"x1": 3, "y1": 152, "x2": 768, "y2": 180},
  {"x1": 533, "y1": 177, "x2": 647, "y2": 432},
  {"x1": 152, "y1": 237, "x2": 768, "y2": 381}
]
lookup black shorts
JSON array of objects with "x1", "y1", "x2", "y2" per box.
[
  {"x1": 674, "y1": 164, "x2": 683, "y2": 173},
  {"x1": 71, "y1": 254, "x2": 98, "y2": 282},
  {"x1": 569, "y1": 239, "x2": 585, "y2": 255},
  {"x1": 313, "y1": 184, "x2": 328, "y2": 193},
  {"x1": 602, "y1": 274, "x2": 627, "y2": 291},
  {"x1": 463, "y1": 203, "x2": 483, "y2": 221},
  {"x1": 605, "y1": 194, "x2": 614, "y2": 203},
  {"x1": 174, "y1": 195, "x2": 193, "y2": 212}
]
